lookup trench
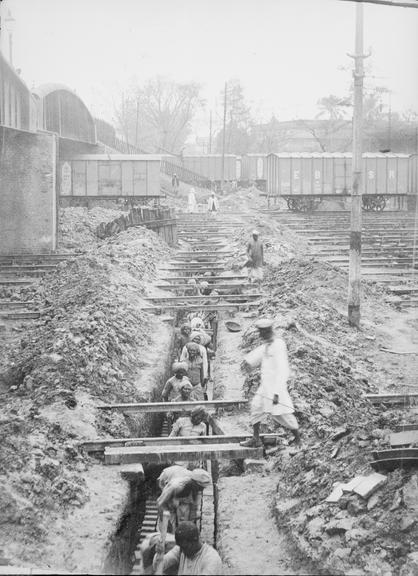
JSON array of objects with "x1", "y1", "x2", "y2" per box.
[{"x1": 101, "y1": 308, "x2": 222, "y2": 576}]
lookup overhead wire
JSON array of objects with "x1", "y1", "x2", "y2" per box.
[{"x1": 338, "y1": 0, "x2": 418, "y2": 8}]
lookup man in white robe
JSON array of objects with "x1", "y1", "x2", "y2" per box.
[
  {"x1": 240, "y1": 318, "x2": 300, "y2": 448},
  {"x1": 187, "y1": 188, "x2": 198, "y2": 213}
]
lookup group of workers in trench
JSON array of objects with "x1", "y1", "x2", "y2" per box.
[
  {"x1": 139, "y1": 230, "x2": 300, "y2": 575},
  {"x1": 181, "y1": 229, "x2": 265, "y2": 302}
]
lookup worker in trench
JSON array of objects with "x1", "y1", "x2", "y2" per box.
[
  {"x1": 154, "y1": 521, "x2": 223, "y2": 575},
  {"x1": 161, "y1": 362, "x2": 192, "y2": 402},
  {"x1": 166, "y1": 381, "x2": 199, "y2": 430},
  {"x1": 169, "y1": 407, "x2": 208, "y2": 439},
  {"x1": 169, "y1": 407, "x2": 208, "y2": 470},
  {"x1": 240, "y1": 318, "x2": 301, "y2": 448},
  {"x1": 157, "y1": 463, "x2": 211, "y2": 532},
  {"x1": 180, "y1": 342, "x2": 205, "y2": 400},
  {"x1": 175, "y1": 323, "x2": 192, "y2": 360},
  {"x1": 180, "y1": 333, "x2": 209, "y2": 390}
]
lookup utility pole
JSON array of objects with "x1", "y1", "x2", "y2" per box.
[
  {"x1": 221, "y1": 82, "x2": 227, "y2": 192},
  {"x1": 209, "y1": 110, "x2": 212, "y2": 154},
  {"x1": 135, "y1": 99, "x2": 140, "y2": 148},
  {"x1": 348, "y1": 2, "x2": 367, "y2": 328}
]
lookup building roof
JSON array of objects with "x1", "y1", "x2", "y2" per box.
[
  {"x1": 67, "y1": 154, "x2": 162, "y2": 161},
  {"x1": 32, "y1": 83, "x2": 78, "y2": 98},
  {"x1": 267, "y1": 152, "x2": 410, "y2": 159}
]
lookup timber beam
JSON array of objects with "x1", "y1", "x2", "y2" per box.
[
  {"x1": 97, "y1": 399, "x2": 248, "y2": 413},
  {"x1": 80, "y1": 433, "x2": 279, "y2": 453},
  {"x1": 365, "y1": 393, "x2": 418, "y2": 405},
  {"x1": 140, "y1": 301, "x2": 260, "y2": 312},
  {"x1": 104, "y1": 442, "x2": 263, "y2": 465},
  {"x1": 146, "y1": 294, "x2": 262, "y2": 303}
]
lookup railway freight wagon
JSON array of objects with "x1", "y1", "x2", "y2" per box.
[
  {"x1": 58, "y1": 154, "x2": 161, "y2": 202},
  {"x1": 181, "y1": 154, "x2": 240, "y2": 183},
  {"x1": 240, "y1": 154, "x2": 268, "y2": 189},
  {"x1": 266, "y1": 153, "x2": 410, "y2": 211},
  {"x1": 410, "y1": 154, "x2": 418, "y2": 211}
]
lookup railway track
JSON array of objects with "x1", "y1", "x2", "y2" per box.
[
  {"x1": 0, "y1": 254, "x2": 76, "y2": 323},
  {"x1": 265, "y1": 210, "x2": 418, "y2": 308}
]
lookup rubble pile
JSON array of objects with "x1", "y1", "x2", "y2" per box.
[
  {"x1": 58, "y1": 206, "x2": 123, "y2": 250},
  {"x1": 0, "y1": 222, "x2": 170, "y2": 565},
  {"x1": 240, "y1": 259, "x2": 417, "y2": 576}
]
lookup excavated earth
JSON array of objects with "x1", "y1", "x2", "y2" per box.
[
  {"x1": 0, "y1": 206, "x2": 173, "y2": 572},
  {"x1": 212, "y1": 190, "x2": 418, "y2": 576},
  {"x1": 0, "y1": 195, "x2": 417, "y2": 575}
]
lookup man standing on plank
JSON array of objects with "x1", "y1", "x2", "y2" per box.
[{"x1": 240, "y1": 318, "x2": 300, "y2": 448}]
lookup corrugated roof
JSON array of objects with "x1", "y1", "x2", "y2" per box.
[{"x1": 32, "y1": 83, "x2": 77, "y2": 98}]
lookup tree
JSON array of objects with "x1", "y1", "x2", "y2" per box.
[
  {"x1": 215, "y1": 80, "x2": 253, "y2": 155},
  {"x1": 114, "y1": 78, "x2": 204, "y2": 154},
  {"x1": 250, "y1": 115, "x2": 291, "y2": 153}
]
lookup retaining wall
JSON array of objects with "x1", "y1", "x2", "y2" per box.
[{"x1": 0, "y1": 126, "x2": 57, "y2": 254}]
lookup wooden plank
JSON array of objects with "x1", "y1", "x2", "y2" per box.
[
  {"x1": 146, "y1": 294, "x2": 261, "y2": 302},
  {"x1": 0, "y1": 279, "x2": 33, "y2": 286},
  {"x1": 365, "y1": 393, "x2": 418, "y2": 405},
  {"x1": 160, "y1": 275, "x2": 245, "y2": 281},
  {"x1": 372, "y1": 448, "x2": 418, "y2": 460},
  {"x1": 155, "y1": 283, "x2": 248, "y2": 290},
  {"x1": 0, "y1": 264, "x2": 57, "y2": 271},
  {"x1": 394, "y1": 424, "x2": 418, "y2": 432},
  {"x1": 390, "y1": 430, "x2": 418, "y2": 447},
  {"x1": 0, "y1": 301, "x2": 35, "y2": 308},
  {"x1": 140, "y1": 302, "x2": 260, "y2": 312},
  {"x1": 120, "y1": 463, "x2": 145, "y2": 481},
  {"x1": 0, "y1": 253, "x2": 76, "y2": 260},
  {"x1": 80, "y1": 433, "x2": 279, "y2": 453},
  {"x1": 379, "y1": 347, "x2": 418, "y2": 355},
  {"x1": 104, "y1": 442, "x2": 264, "y2": 465},
  {"x1": 97, "y1": 399, "x2": 248, "y2": 413},
  {"x1": 0, "y1": 311, "x2": 40, "y2": 319},
  {"x1": 370, "y1": 458, "x2": 418, "y2": 472}
]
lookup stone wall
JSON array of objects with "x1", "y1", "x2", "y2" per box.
[{"x1": 0, "y1": 127, "x2": 57, "y2": 254}]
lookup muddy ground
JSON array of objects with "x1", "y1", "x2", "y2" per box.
[{"x1": 211, "y1": 190, "x2": 418, "y2": 576}]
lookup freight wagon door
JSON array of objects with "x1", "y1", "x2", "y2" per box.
[
  {"x1": 257, "y1": 157, "x2": 264, "y2": 180},
  {"x1": 98, "y1": 161, "x2": 122, "y2": 196},
  {"x1": 395, "y1": 157, "x2": 409, "y2": 195},
  {"x1": 133, "y1": 161, "x2": 147, "y2": 196},
  {"x1": 72, "y1": 161, "x2": 87, "y2": 196},
  {"x1": 334, "y1": 157, "x2": 349, "y2": 195}
]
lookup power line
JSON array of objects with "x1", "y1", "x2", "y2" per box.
[{"x1": 339, "y1": 0, "x2": 418, "y2": 8}]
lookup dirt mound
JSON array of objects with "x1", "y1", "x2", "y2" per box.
[
  {"x1": 0, "y1": 224, "x2": 171, "y2": 569},
  {"x1": 58, "y1": 206, "x2": 124, "y2": 251},
  {"x1": 239, "y1": 258, "x2": 417, "y2": 576}
]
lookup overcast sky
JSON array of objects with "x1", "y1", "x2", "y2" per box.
[{"x1": 1, "y1": 0, "x2": 417, "y2": 134}]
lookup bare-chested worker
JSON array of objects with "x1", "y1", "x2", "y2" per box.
[
  {"x1": 181, "y1": 342, "x2": 205, "y2": 400},
  {"x1": 154, "y1": 521, "x2": 223, "y2": 575},
  {"x1": 157, "y1": 465, "x2": 211, "y2": 531}
]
